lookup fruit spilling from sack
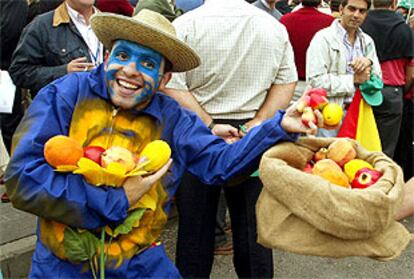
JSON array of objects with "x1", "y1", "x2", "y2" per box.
[
  {"x1": 44, "y1": 135, "x2": 171, "y2": 179},
  {"x1": 302, "y1": 138, "x2": 382, "y2": 189},
  {"x1": 297, "y1": 88, "x2": 343, "y2": 127}
]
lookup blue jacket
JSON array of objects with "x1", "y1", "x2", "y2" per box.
[{"x1": 5, "y1": 64, "x2": 297, "y2": 276}]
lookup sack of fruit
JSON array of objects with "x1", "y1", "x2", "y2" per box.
[{"x1": 256, "y1": 137, "x2": 411, "y2": 261}]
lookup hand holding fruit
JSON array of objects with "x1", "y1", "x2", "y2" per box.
[
  {"x1": 281, "y1": 92, "x2": 324, "y2": 135},
  {"x1": 123, "y1": 159, "x2": 173, "y2": 206},
  {"x1": 296, "y1": 88, "x2": 343, "y2": 129}
]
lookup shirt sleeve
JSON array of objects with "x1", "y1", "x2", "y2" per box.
[
  {"x1": 4, "y1": 77, "x2": 129, "y2": 230},
  {"x1": 172, "y1": 108, "x2": 298, "y2": 185},
  {"x1": 272, "y1": 28, "x2": 298, "y2": 85}
]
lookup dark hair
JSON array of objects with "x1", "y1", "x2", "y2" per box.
[
  {"x1": 164, "y1": 59, "x2": 173, "y2": 73},
  {"x1": 301, "y1": 0, "x2": 321, "y2": 7},
  {"x1": 340, "y1": 0, "x2": 372, "y2": 9},
  {"x1": 372, "y1": 0, "x2": 393, "y2": 8},
  {"x1": 330, "y1": 0, "x2": 341, "y2": 12}
]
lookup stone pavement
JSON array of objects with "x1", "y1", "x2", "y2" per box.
[{"x1": 1, "y1": 183, "x2": 413, "y2": 279}]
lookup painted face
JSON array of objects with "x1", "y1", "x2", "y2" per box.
[
  {"x1": 340, "y1": 0, "x2": 368, "y2": 32},
  {"x1": 106, "y1": 40, "x2": 164, "y2": 109}
]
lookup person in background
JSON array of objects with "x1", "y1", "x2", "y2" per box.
[
  {"x1": 164, "y1": 0, "x2": 297, "y2": 277},
  {"x1": 396, "y1": 0, "x2": 411, "y2": 19},
  {"x1": 280, "y1": 0, "x2": 334, "y2": 102},
  {"x1": 361, "y1": 0, "x2": 414, "y2": 160},
  {"x1": 306, "y1": 0, "x2": 381, "y2": 137},
  {"x1": 176, "y1": 0, "x2": 204, "y2": 12},
  {"x1": 95, "y1": 0, "x2": 134, "y2": 16},
  {"x1": 393, "y1": 8, "x2": 414, "y2": 180},
  {"x1": 9, "y1": 0, "x2": 104, "y2": 97},
  {"x1": 252, "y1": 0, "x2": 283, "y2": 20},
  {"x1": 0, "y1": 0, "x2": 29, "y2": 202},
  {"x1": 5, "y1": 9, "x2": 321, "y2": 278},
  {"x1": 330, "y1": 0, "x2": 341, "y2": 17},
  {"x1": 277, "y1": 0, "x2": 293, "y2": 13},
  {"x1": 134, "y1": 0, "x2": 183, "y2": 21},
  {"x1": 27, "y1": 0, "x2": 64, "y2": 22}
]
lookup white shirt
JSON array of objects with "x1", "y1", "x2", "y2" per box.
[
  {"x1": 168, "y1": 0, "x2": 297, "y2": 119},
  {"x1": 66, "y1": 3, "x2": 103, "y2": 66}
]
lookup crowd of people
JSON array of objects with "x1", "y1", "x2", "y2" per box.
[{"x1": 0, "y1": 0, "x2": 413, "y2": 278}]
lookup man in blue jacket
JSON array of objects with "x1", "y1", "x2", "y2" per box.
[{"x1": 5, "y1": 9, "x2": 323, "y2": 278}]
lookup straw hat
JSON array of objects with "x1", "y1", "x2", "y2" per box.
[{"x1": 90, "y1": 9, "x2": 201, "y2": 72}]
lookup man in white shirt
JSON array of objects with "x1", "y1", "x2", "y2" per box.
[{"x1": 164, "y1": 0, "x2": 297, "y2": 277}]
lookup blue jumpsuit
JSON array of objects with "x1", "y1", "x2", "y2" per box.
[{"x1": 5, "y1": 65, "x2": 297, "y2": 278}]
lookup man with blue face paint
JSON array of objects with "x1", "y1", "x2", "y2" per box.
[{"x1": 5, "y1": 9, "x2": 326, "y2": 278}]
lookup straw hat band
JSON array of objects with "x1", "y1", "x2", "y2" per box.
[{"x1": 91, "y1": 10, "x2": 201, "y2": 72}]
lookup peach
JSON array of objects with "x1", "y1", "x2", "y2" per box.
[
  {"x1": 101, "y1": 146, "x2": 137, "y2": 172},
  {"x1": 327, "y1": 139, "x2": 357, "y2": 167}
]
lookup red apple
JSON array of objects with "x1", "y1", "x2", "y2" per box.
[
  {"x1": 351, "y1": 168, "x2": 382, "y2": 189},
  {"x1": 83, "y1": 146, "x2": 106, "y2": 165},
  {"x1": 303, "y1": 163, "x2": 313, "y2": 174},
  {"x1": 308, "y1": 88, "x2": 327, "y2": 97},
  {"x1": 309, "y1": 93, "x2": 328, "y2": 110}
]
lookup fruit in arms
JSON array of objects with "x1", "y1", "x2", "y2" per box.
[
  {"x1": 44, "y1": 135, "x2": 83, "y2": 167},
  {"x1": 83, "y1": 146, "x2": 106, "y2": 165},
  {"x1": 101, "y1": 146, "x2": 137, "y2": 172},
  {"x1": 139, "y1": 140, "x2": 171, "y2": 172}
]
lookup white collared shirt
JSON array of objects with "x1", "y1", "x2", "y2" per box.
[
  {"x1": 66, "y1": 3, "x2": 103, "y2": 66},
  {"x1": 168, "y1": 0, "x2": 297, "y2": 119}
]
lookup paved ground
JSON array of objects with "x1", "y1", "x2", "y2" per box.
[{"x1": 1, "y1": 183, "x2": 413, "y2": 278}]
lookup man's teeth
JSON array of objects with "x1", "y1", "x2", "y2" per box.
[{"x1": 119, "y1": 80, "x2": 138, "y2": 90}]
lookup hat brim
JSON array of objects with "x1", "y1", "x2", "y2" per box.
[
  {"x1": 361, "y1": 91, "x2": 383, "y2": 106},
  {"x1": 91, "y1": 13, "x2": 201, "y2": 72}
]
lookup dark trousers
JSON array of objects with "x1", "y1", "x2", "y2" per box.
[
  {"x1": 0, "y1": 88, "x2": 24, "y2": 154},
  {"x1": 175, "y1": 172, "x2": 273, "y2": 278},
  {"x1": 373, "y1": 85, "x2": 404, "y2": 158},
  {"x1": 394, "y1": 97, "x2": 413, "y2": 181}
]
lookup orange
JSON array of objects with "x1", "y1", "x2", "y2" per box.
[{"x1": 44, "y1": 135, "x2": 83, "y2": 167}]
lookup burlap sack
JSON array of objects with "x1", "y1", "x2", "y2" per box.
[{"x1": 256, "y1": 137, "x2": 411, "y2": 261}]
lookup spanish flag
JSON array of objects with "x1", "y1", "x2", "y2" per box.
[{"x1": 337, "y1": 88, "x2": 382, "y2": 152}]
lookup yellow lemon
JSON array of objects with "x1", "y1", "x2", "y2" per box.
[
  {"x1": 344, "y1": 159, "x2": 374, "y2": 181},
  {"x1": 139, "y1": 140, "x2": 171, "y2": 172},
  {"x1": 322, "y1": 103, "x2": 343, "y2": 126}
]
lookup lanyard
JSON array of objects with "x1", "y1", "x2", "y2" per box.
[{"x1": 88, "y1": 42, "x2": 102, "y2": 66}]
